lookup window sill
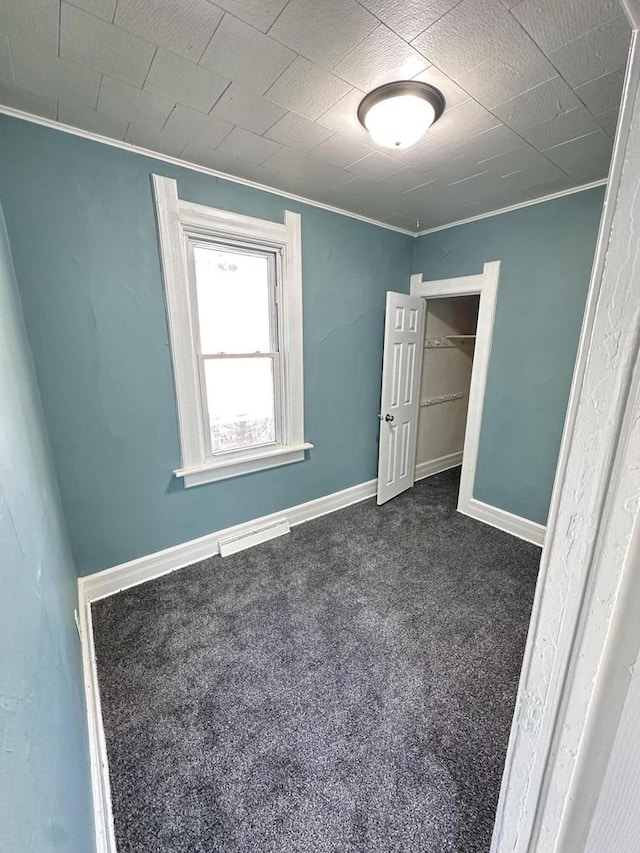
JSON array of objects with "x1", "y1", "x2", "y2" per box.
[{"x1": 174, "y1": 442, "x2": 313, "y2": 487}]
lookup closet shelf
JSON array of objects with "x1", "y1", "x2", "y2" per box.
[{"x1": 445, "y1": 334, "x2": 476, "y2": 341}]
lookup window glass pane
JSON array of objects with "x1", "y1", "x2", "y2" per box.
[
  {"x1": 193, "y1": 244, "x2": 273, "y2": 354},
  {"x1": 204, "y1": 357, "x2": 276, "y2": 453}
]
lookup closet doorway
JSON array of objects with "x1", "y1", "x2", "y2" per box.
[
  {"x1": 377, "y1": 262, "x2": 500, "y2": 517},
  {"x1": 416, "y1": 294, "x2": 479, "y2": 482}
]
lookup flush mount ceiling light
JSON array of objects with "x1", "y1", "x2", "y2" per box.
[{"x1": 357, "y1": 81, "x2": 445, "y2": 150}]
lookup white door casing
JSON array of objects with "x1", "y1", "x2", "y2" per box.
[
  {"x1": 407, "y1": 262, "x2": 528, "y2": 541},
  {"x1": 377, "y1": 292, "x2": 426, "y2": 505}
]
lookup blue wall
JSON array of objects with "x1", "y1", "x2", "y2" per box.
[
  {"x1": 413, "y1": 188, "x2": 605, "y2": 525},
  {"x1": 0, "y1": 114, "x2": 413, "y2": 575},
  {"x1": 0, "y1": 204, "x2": 94, "y2": 850},
  {"x1": 0, "y1": 113, "x2": 604, "y2": 575}
]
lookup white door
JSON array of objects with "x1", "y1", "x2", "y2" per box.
[{"x1": 377, "y1": 292, "x2": 426, "y2": 505}]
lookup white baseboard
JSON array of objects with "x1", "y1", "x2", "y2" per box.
[
  {"x1": 459, "y1": 496, "x2": 546, "y2": 546},
  {"x1": 78, "y1": 593, "x2": 117, "y2": 853},
  {"x1": 78, "y1": 477, "x2": 377, "y2": 605},
  {"x1": 415, "y1": 451, "x2": 463, "y2": 482}
]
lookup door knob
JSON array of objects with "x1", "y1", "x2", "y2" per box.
[{"x1": 385, "y1": 414, "x2": 394, "y2": 422}]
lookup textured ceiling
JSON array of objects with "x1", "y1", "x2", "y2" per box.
[{"x1": 0, "y1": 0, "x2": 632, "y2": 231}]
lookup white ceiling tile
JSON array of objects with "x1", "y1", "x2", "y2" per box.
[
  {"x1": 411, "y1": 67, "x2": 470, "y2": 109},
  {"x1": 265, "y1": 56, "x2": 351, "y2": 121},
  {"x1": 310, "y1": 133, "x2": 372, "y2": 167},
  {"x1": 315, "y1": 88, "x2": 377, "y2": 145},
  {"x1": 595, "y1": 108, "x2": 618, "y2": 138},
  {"x1": 333, "y1": 24, "x2": 428, "y2": 92},
  {"x1": 426, "y1": 98, "x2": 500, "y2": 144},
  {"x1": 60, "y1": 2, "x2": 156, "y2": 87},
  {"x1": 377, "y1": 167, "x2": 433, "y2": 193},
  {"x1": 10, "y1": 38, "x2": 102, "y2": 109},
  {"x1": 126, "y1": 105, "x2": 233, "y2": 156},
  {"x1": 209, "y1": 82, "x2": 286, "y2": 134},
  {"x1": 480, "y1": 144, "x2": 551, "y2": 175},
  {"x1": 58, "y1": 101, "x2": 129, "y2": 137},
  {"x1": 214, "y1": 126, "x2": 282, "y2": 164},
  {"x1": 521, "y1": 175, "x2": 575, "y2": 197},
  {"x1": 266, "y1": 146, "x2": 357, "y2": 188},
  {"x1": 423, "y1": 156, "x2": 490, "y2": 184},
  {"x1": 211, "y1": 0, "x2": 289, "y2": 33},
  {"x1": 411, "y1": 0, "x2": 534, "y2": 78},
  {"x1": 499, "y1": 160, "x2": 567, "y2": 190},
  {"x1": 164, "y1": 104, "x2": 233, "y2": 148},
  {"x1": 575, "y1": 69, "x2": 624, "y2": 116},
  {"x1": 386, "y1": 211, "x2": 423, "y2": 230},
  {"x1": 0, "y1": 0, "x2": 60, "y2": 53},
  {"x1": 227, "y1": 157, "x2": 274, "y2": 184},
  {"x1": 357, "y1": 0, "x2": 461, "y2": 42},
  {"x1": 394, "y1": 138, "x2": 454, "y2": 170},
  {"x1": 549, "y1": 16, "x2": 630, "y2": 88},
  {"x1": 114, "y1": 0, "x2": 223, "y2": 63},
  {"x1": 0, "y1": 0, "x2": 623, "y2": 230},
  {"x1": 268, "y1": 0, "x2": 378, "y2": 68},
  {"x1": 0, "y1": 78, "x2": 57, "y2": 118},
  {"x1": 124, "y1": 121, "x2": 190, "y2": 157},
  {"x1": 510, "y1": 0, "x2": 621, "y2": 53},
  {"x1": 443, "y1": 170, "x2": 528, "y2": 208},
  {"x1": 180, "y1": 138, "x2": 238, "y2": 171},
  {"x1": 451, "y1": 125, "x2": 525, "y2": 162},
  {"x1": 346, "y1": 151, "x2": 406, "y2": 180},
  {"x1": 493, "y1": 77, "x2": 581, "y2": 133},
  {"x1": 0, "y1": 36, "x2": 12, "y2": 79},
  {"x1": 98, "y1": 76, "x2": 175, "y2": 128},
  {"x1": 520, "y1": 106, "x2": 600, "y2": 151},
  {"x1": 264, "y1": 112, "x2": 333, "y2": 151},
  {"x1": 199, "y1": 14, "x2": 295, "y2": 93},
  {"x1": 143, "y1": 49, "x2": 229, "y2": 113},
  {"x1": 455, "y1": 50, "x2": 557, "y2": 108},
  {"x1": 67, "y1": 0, "x2": 116, "y2": 22},
  {"x1": 543, "y1": 129, "x2": 613, "y2": 179}
]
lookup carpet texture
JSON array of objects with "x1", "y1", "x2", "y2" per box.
[{"x1": 93, "y1": 469, "x2": 540, "y2": 852}]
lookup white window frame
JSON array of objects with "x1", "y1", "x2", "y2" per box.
[{"x1": 152, "y1": 174, "x2": 311, "y2": 487}]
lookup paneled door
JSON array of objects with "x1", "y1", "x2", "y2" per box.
[{"x1": 377, "y1": 292, "x2": 425, "y2": 505}]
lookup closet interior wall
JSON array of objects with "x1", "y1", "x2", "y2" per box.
[{"x1": 416, "y1": 296, "x2": 480, "y2": 474}]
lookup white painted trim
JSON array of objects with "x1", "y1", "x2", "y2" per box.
[
  {"x1": 153, "y1": 175, "x2": 309, "y2": 486},
  {"x1": 491, "y1": 28, "x2": 640, "y2": 853},
  {"x1": 415, "y1": 450, "x2": 463, "y2": 481},
  {"x1": 415, "y1": 179, "x2": 608, "y2": 236},
  {"x1": 176, "y1": 442, "x2": 313, "y2": 486},
  {"x1": 0, "y1": 105, "x2": 608, "y2": 238},
  {"x1": 79, "y1": 478, "x2": 377, "y2": 604},
  {"x1": 621, "y1": 0, "x2": 640, "y2": 29},
  {"x1": 77, "y1": 586, "x2": 116, "y2": 853},
  {"x1": 411, "y1": 261, "x2": 500, "y2": 524},
  {"x1": 461, "y1": 497, "x2": 546, "y2": 547},
  {"x1": 0, "y1": 105, "x2": 414, "y2": 236}
]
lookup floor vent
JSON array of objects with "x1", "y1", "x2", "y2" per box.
[{"x1": 218, "y1": 518, "x2": 290, "y2": 557}]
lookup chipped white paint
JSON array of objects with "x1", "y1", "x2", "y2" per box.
[{"x1": 492, "y1": 27, "x2": 640, "y2": 853}]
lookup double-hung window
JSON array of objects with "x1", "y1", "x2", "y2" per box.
[{"x1": 153, "y1": 175, "x2": 311, "y2": 487}]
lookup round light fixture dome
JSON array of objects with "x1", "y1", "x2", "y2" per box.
[{"x1": 357, "y1": 81, "x2": 445, "y2": 150}]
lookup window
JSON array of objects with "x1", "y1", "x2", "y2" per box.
[{"x1": 153, "y1": 175, "x2": 311, "y2": 486}]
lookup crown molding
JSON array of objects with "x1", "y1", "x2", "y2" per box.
[
  {"x1": 0, "y1": 105, "x2": 415, "y2": 236},
  {"x1": 621, "y1": 0, "x2": 640, "y2": 29},
  {"x1": 415, "y1": 179, "x2": 608, "y2": 236},
  {"x1": 0, "y1": 105, "x2": 610, "y2": 240}
]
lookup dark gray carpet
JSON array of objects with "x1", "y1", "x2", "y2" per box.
[{"x1": 93, "y1": 469, "x2": 540, "y2": 853}]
